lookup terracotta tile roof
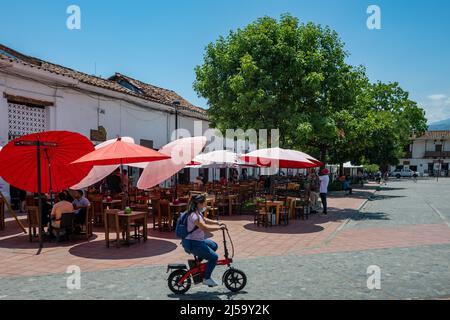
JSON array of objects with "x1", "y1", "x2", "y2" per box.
[
  {"x1": 0, "y1": 44, "x2": 207, "y2": 119},
  {"x1": 416, "y1": 131, "x2": 450, "y2": 140}
]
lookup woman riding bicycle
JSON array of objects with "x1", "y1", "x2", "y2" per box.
[{"x1": 181, "y1": 195, "x2": 227, "y2": 287}]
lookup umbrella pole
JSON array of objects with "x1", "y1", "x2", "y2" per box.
[
  {"x1": 44, "y1": 149, "x2": 53, "y2": 205},
  {"x1": 37, "y1": 141, "x2": 43, "y2": 249},
  {"x1": 174, "y1": 171, "x2": 178, "y2": 201},
  {"x1": 120, "y1": 160, "x2": 126, "y2": 208}
]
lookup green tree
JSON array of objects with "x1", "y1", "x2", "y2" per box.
[
  {"x1": 194, "y1": 14, "x2": 427, "y2": 169},
  {"x1": 194, "y1": 14, "x2": 362, "y2": 162},
  {"x1": 359, "y1": 82, "x2": 427, "y2": 171}
]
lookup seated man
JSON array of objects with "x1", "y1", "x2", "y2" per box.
[
  {"x1": 50, "y1": 192, "x2": 75, "y2": 231},
  {"x1": 72, "y1": 190, "x2": 90, "y2": 226}
]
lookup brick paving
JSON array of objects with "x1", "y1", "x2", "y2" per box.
[
  {"x1": 1, "y1": 179, "x2": 449, "y2": 300},
  {"x1": 0, "y1": 188, "x2": 373, "y2": 278}
]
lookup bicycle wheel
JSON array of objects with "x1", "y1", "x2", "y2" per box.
[
  {"x1": 223, "y1": 268, "x2": 247, "y2": 292},
  {"x1": 168, "y1": 269, "x2": 191, "y2": 294}
]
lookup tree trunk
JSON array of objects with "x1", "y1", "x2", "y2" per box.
[
  {"x1": 339, "y1": 163, "x2": 344, "y2": 177},
  {"x1": 319, "y1": 147, "x2": 328, "y2": 168}
]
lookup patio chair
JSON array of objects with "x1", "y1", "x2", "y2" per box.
[
  {"x1": 27, "y1": 206, "x2": 40, "y2": 242},
  {"x1": 151, "y1": 198, "x2": 161, "y2": 230},
  {"x1": 295, "y1": 192, "x2": 310, "y2": 220},
  {"x1": 215, "y1": 194, "x2": 229, "y2": 217},
  {"x1": 254, "y1": 199, "x2": 271, "y2": 227},
  {"x1": 53, "y1": 212, "x2": 75, "y2": 242},
  {"x1": 90, "y1": 195, "x2": 104, "y2": 226},
  {"x1": 229, "y1": 194, "x2": 242, "y2": 215},
  {"x1": 130, "y1": 203, "x2": 149, "y2": 242},
  {"x1": 159, "y1": 200, "x2": 171, "y2": 231}
]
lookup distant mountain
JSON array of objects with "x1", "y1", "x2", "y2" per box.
[{"x1": 429, "y1": 118, "x2": 450, "y2": 131}]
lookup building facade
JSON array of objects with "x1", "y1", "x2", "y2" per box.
[
  {"x1": 0, "y1": 44, "x2": 218, "y2": 199},
  {"x1": 393, "y1": 131, "x2": 450, "y2": 177}
]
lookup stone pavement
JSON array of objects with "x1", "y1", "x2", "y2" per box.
[
  {"x1": 0, "y1": 188, "x2": 372, "y2": 278},
  {"x1": 1, "y1": 179, "x2": 449, "y2": 300}
]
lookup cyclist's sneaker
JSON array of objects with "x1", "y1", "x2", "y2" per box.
[{"x1": 203, "y1": 278, "x2": 218, "y2": 287}]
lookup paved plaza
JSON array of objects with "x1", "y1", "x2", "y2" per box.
[{"x1": 0, "y1": 179, "x2": 449, "y2": 300}]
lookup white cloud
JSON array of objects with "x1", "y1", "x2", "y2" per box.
[
  {"x1": 421, "y1": 94, "x2": 450, "y2": 124},
  {"x1": 428, "y1": 94, "x2": 447, "y2": 101}
]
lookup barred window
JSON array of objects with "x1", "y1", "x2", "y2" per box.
[{"x1": 7, "y1": 102, "x2": 48, "y2": 141}]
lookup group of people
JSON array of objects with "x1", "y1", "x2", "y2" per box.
[
  {"x1": 94, "y1": 168, "x2": 129, "y2": 195},
  {"x1": 305, "y1": 168, "x2": 330, "y2": 215},
  {"x1": 39, "y1": 189, "x2": 90, "y2": 239}
]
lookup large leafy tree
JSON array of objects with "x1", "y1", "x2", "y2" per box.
[
  {"x1": 194, "y1": 14, "x2": 427, "y2": 169},
  {"x1": 194, "y1": 14, "x2": 362, "y2": 161},
  {"x1": 358, "y1": 82, "x2": 428, "y2": 171}
]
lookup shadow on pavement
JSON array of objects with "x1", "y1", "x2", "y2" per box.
[
  {"x1": 0, "y1": 233, "x2": 98, "y2": 250},
  {"x1": 168, "y1": 290, "x2": 248, "y2": 300},
  {"x1": 69, "y1": 238, "x2": 177, "y2": 260},
  {"x1": 307, "y1": 208, "x2": 390, "y2": 223},
  {"x1": 243, "y1": 222, "x2": 324, "y2": 234}
]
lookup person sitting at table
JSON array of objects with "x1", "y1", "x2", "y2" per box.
[
  {"x1": 219, "y1": 176, "x2": 227, "y2": 185},
  {"x1": 62, "y1": 189, "x2": 74, "y2": 203},
  {"x1": 50, "y1": 192, "x2": 74, "y2": 232},
  {"x1": 194, "y1": 176, "x2": 204, "y2": 186},
  {"x1": 107, "y1": 169, "x2": 122, "y2": 195},
  {"x1": 72, "y1": 190, "x2": 90, "y2": 229},
  {"x1": 181, "y1": 195, "x2": 227, "y2": 288}
]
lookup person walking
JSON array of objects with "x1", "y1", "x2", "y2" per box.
[
  {"x1": 307, "y1": 170, "x2": 320, "y2": 214},
  {"x1": 319, "y1": 169, "x2": 330, "y2": 215}
]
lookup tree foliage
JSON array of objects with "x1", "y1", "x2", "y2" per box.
[{"x1": 194, "y1": 14, "x2": 427, "y2": 168}]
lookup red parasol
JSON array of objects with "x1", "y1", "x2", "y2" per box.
[
  {"x1": 0, "y1": 131, "x2": 94, "y2": 248},
  {"x1": 72, "y1": 137, "x2": 170, "y2": 166},
  {"x1": 0, "y1": 131, "x2": 94, "y2": 193},
  {"x1": 241, "y1": 147, "x2": 323, "y2": 169}
]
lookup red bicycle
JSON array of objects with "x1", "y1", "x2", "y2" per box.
[{"x1": 167, "y1": 228, "x2": 247, "y2": 294}]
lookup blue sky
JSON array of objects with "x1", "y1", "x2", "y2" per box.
[{"x1": 1, "y1": 0, "x2": 449, "y2": 123}]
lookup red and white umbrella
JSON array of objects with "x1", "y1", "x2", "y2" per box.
[
  {"x1": 72, "y1": 137, "x2": 169, "y2": 166},
  {"x1": 241, "y1": 147, "x2": 322, "y2": 169},
  {"x1": 71, "y1": 137, "x2": 135, "y2": 189},
  {"x1": 137, "y1": 136, "x2": 207, "y2": 189},
  {"x1": 189, "y1": 150, "x2": 258, "y2": 168}
]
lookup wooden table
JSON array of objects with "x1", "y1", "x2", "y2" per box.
[
  {"x1": 118, "y1": 211, "x2": 147, "y2": 245},
  {"x1": 169, "y1": 203, "x2": 188, "y2": 230},
  {"x1": 265, "y1": 200, "x2": 284, "y2": 225},
  {"x1": 103, "y1": 200, "x2": 122, "y2": 209}
]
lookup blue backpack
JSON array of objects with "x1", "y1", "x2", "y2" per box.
[{"x1": 175, "y1": 211, "x2": 198, "y2": 239}]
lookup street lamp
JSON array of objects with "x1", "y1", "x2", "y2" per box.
[{"x1": 173, "y1": 100, "x2": 181, "y2": 199}]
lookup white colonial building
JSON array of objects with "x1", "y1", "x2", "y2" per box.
[
  {"x1": 394, "y1": 131, "x2": 450, "y2": 177},
  {"x1": 0, "y1": 44, "x2": 256, "y2": 203}
]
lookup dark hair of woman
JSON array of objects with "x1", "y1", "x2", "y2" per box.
[{"x1": 188, "y1": 195, "x2": 206, "y2": 214}]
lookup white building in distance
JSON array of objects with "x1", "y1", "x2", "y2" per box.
[{"x1": 394, "y1": 131, "x2": 450, "y2": 176}]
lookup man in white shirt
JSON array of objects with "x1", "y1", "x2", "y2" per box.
[{"x1": 319, "y1": 169, "x2": 330, "y2": 215}]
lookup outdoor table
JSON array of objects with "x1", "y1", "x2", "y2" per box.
[
  {"x1": 118, "y1": 211, "x2": 148, "y2": 245},
  {"x1": 169, "y1": 202, "x2": 188, "y2": 230},
  {"x1": 103, "y1": 200, "x2": 122, "y2": 209},
  {"x1": 265, "y1": 200, "x2": 284, "y2": 225}
]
